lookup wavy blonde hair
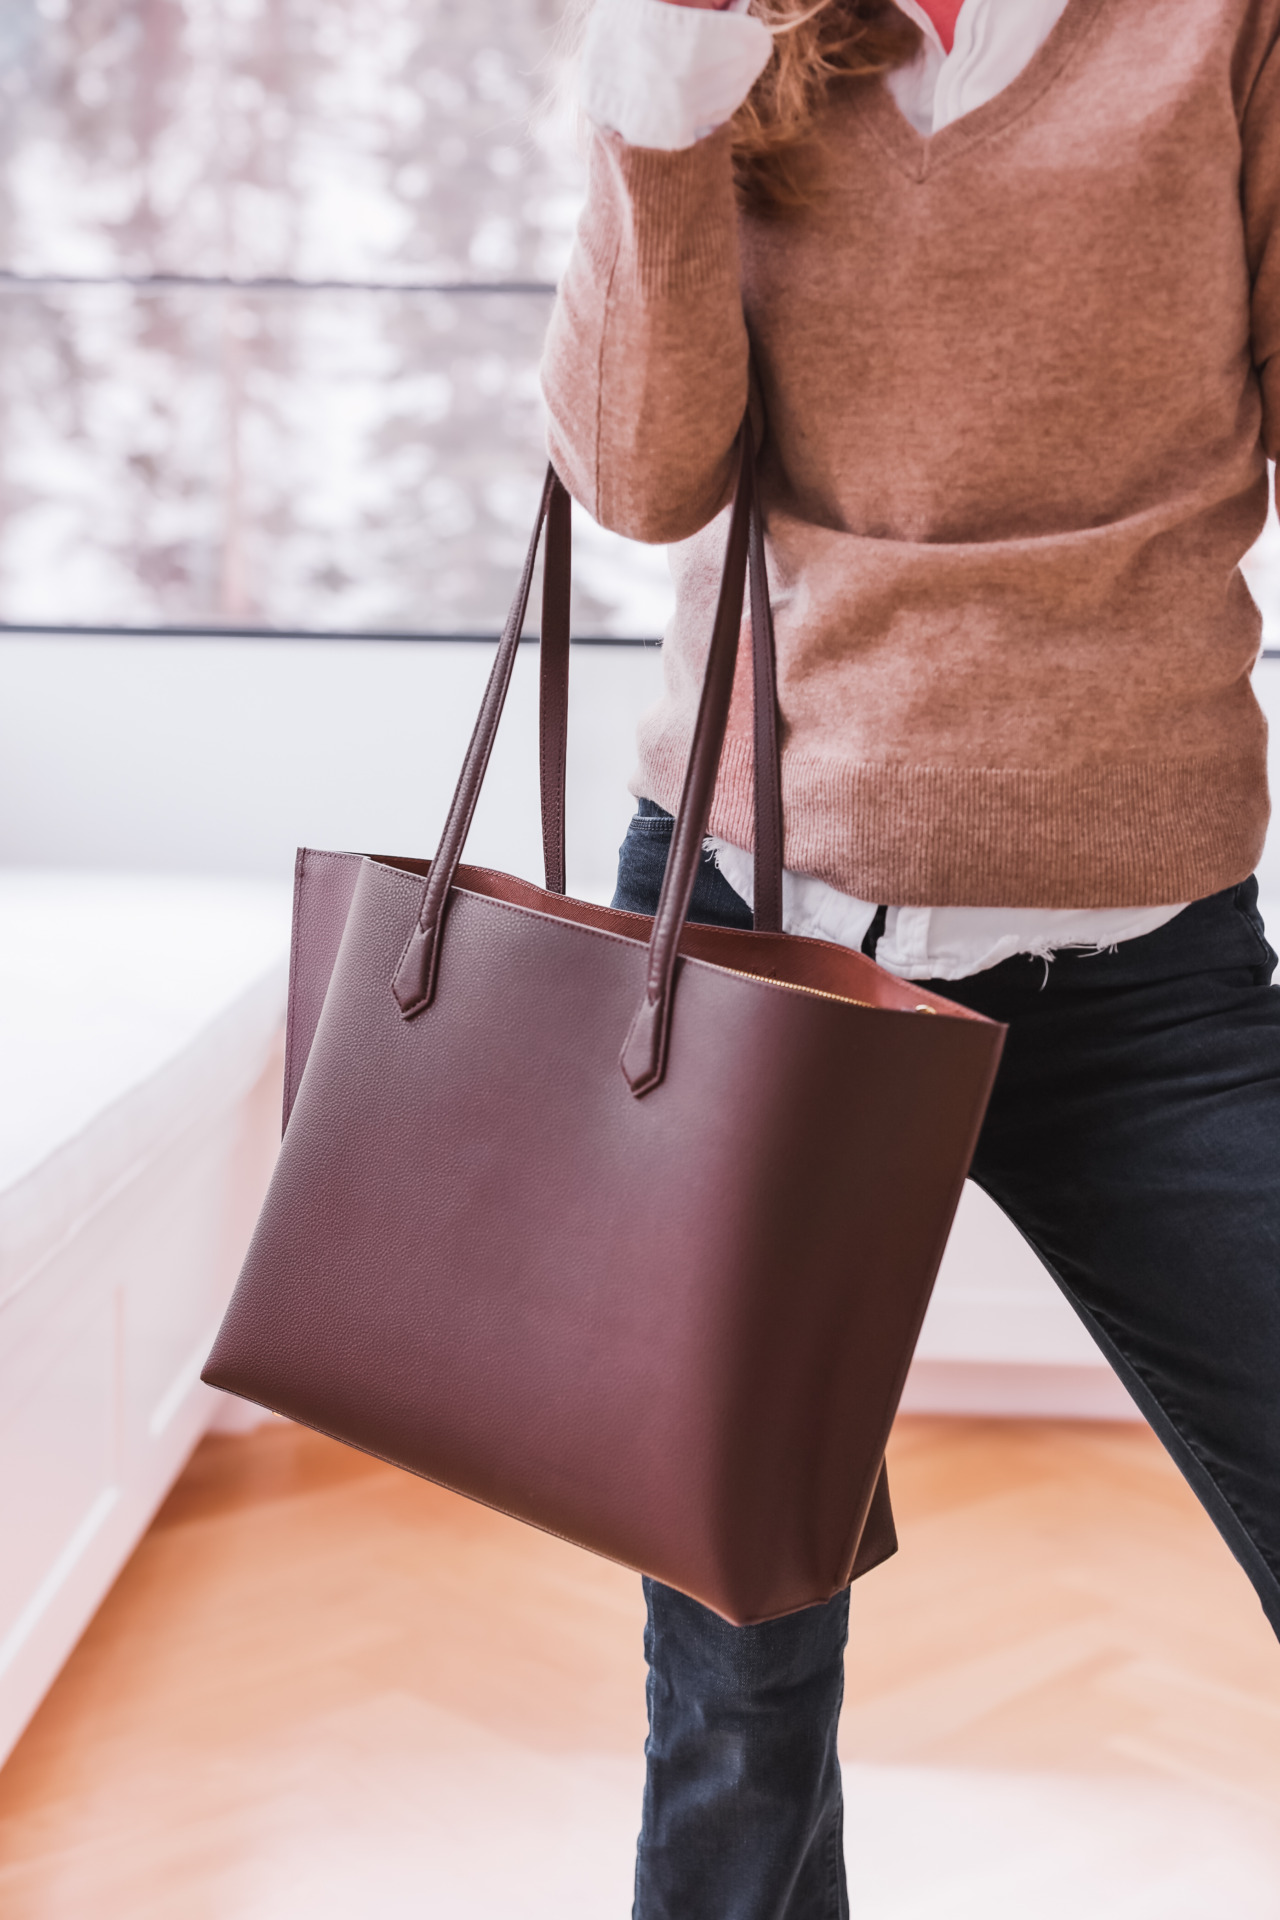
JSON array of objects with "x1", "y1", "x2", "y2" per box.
[
  {"x1": 729, "y1": 1, "x2": 918, "y2": 206},
  {"x1": 553, "y1": 1, "x2": 920, "y2": 210}
]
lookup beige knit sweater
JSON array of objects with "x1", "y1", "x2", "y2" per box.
[{"x1": 541, "y1": 0, "x2": 1280, "y2": 909}]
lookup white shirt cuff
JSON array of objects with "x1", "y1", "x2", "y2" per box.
[{"x1": 581, "y1": 0, "x2": 773, "y2": 153}]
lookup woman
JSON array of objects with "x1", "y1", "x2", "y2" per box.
[{"x1": 541, "y1": 1, "x2": 1280, "y2": 1912}]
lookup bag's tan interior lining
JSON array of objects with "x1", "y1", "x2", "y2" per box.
[{"x1": 375, "y1": 857, "x2": 988, "y2": 1023}]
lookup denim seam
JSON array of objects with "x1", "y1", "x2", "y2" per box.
[
  {"x1": 1104, "y1": 1353, "x2": 1280, "y2": 1627},
  {"x1": 1100, "y1": 1331, "x2": 1280, "y2": 1604},
  {"x1": 825, "y1": 1797, "x2": 845, "y2": 1920},
  {"x1": 1231, "y1": 887, "x2": 1271, "y2": 965},
  {"x1": 826, "y1": 1612, "x2": 849, "y2": 1918},
  {"x1": 1230, "y1": 885, "x2": 1277, "y2": 980},
  {"x1": 970, "y1": 1174, "x2": 1280, "y2": 1635}
]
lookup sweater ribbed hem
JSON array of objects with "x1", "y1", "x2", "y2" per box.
[{"x1": 634, "y1": 729, "x2": 1270, "y2": 909}]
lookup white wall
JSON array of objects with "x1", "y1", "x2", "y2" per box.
[{"x1": 0, "y1": 633, "x2": 661, "y2": 906}]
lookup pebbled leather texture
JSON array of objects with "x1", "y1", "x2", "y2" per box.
[
  {"x1": 620, "y1": 435, "x2": 756, "y2": 1094},
  {"x1": 389, "y1": 464, "x2": 560, "y2": 1017},
  {"x1": 749, "y1": 483, "x2": 783, "y2": 936},
  {"x1": 538, "y1": 475, "x2": 572, "y2": 897},
  {"x1": 282, "y1": 846, "x2": 363, "y2": 1133},
  {"x1": 206, "y1": 424, "x2": 1005, "y2": 1625}
]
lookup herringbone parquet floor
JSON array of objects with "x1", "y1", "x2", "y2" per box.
[{"x1": 0, "y1": 1415, "x2": 1277, "y2": 1916}]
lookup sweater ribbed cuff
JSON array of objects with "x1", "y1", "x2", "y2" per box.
[{"x1": 594, "y1": 125, "x2": 741, "y2": 294}]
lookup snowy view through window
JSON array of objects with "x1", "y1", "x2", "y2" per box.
[
  {"x1": 0, "y1": 0, "x2": 677, "y2": 638},
  {"x1": 0, "y1": 0, "x2": 1276, "y2": 643}
]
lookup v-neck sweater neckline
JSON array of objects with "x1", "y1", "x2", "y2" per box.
[
  {"x1": 864, "y1": 0, "x2": 1109, "y2": 177},
  {"x1": 542, "y1": 0, "x2": 1280, "y2": 910}
]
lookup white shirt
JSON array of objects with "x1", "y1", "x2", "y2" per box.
[{"x1": 580, "y1": 0, "x2": 1188, "y2": 979}]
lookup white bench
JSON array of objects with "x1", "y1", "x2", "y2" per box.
[{"x1": 0, "y1": 872, "x2": 289, "y2": 1767}]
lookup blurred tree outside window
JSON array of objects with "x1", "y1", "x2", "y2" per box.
[{"x1": 0, "y1": 0, "x2": 672, "y2": 637}]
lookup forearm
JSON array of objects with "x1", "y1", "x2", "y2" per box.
[
  {"x1": 541, "y1": 0, "x2": 766, "y2": 542},
  {"x1": 542, "y1": 126, "x2": 750, "y2": 543},
  {"x1": 1243, "y1": 27, "x2": 1280, "y2": 457}
]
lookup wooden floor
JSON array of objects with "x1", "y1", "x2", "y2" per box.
[{"x1": 1, "y1": 1416, "x2": 1278, "y2": 1916}]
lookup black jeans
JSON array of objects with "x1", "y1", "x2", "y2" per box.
[{"x1": 614, "y1": 799, "x2": 1280, "y2": 1920}]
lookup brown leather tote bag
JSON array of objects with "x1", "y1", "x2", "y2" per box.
[{"x1": 203, "y1": 433, "x2": 1004, "y2": 1625}]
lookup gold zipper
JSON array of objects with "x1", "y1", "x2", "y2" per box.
[
  {"x1": 712, "y1": 965, "x2": 942, "y2": 1016},
  {"x1": 712, "y1": 965, "x2": 873, "y2": 1010}
]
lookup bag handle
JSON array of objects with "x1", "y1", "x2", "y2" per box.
[
  {"x1": 534, "y1": 441, "x2": 781, "y2": 926},
  {"x1": 392, "y1": 427, "x2": 782, "y2": 1098},
  {"x1": 538, "y1": 472, "x2": 573, "y2": 896},
  {"x1": 391, "y1": 461, "x2": 560, "y2": 1016},
  {"x1": 618, "y1": 431, "x2": 763, "y2": 1092},
  {"x1": 747, "y1": 452, "x2": 783, "y2": 935}
]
